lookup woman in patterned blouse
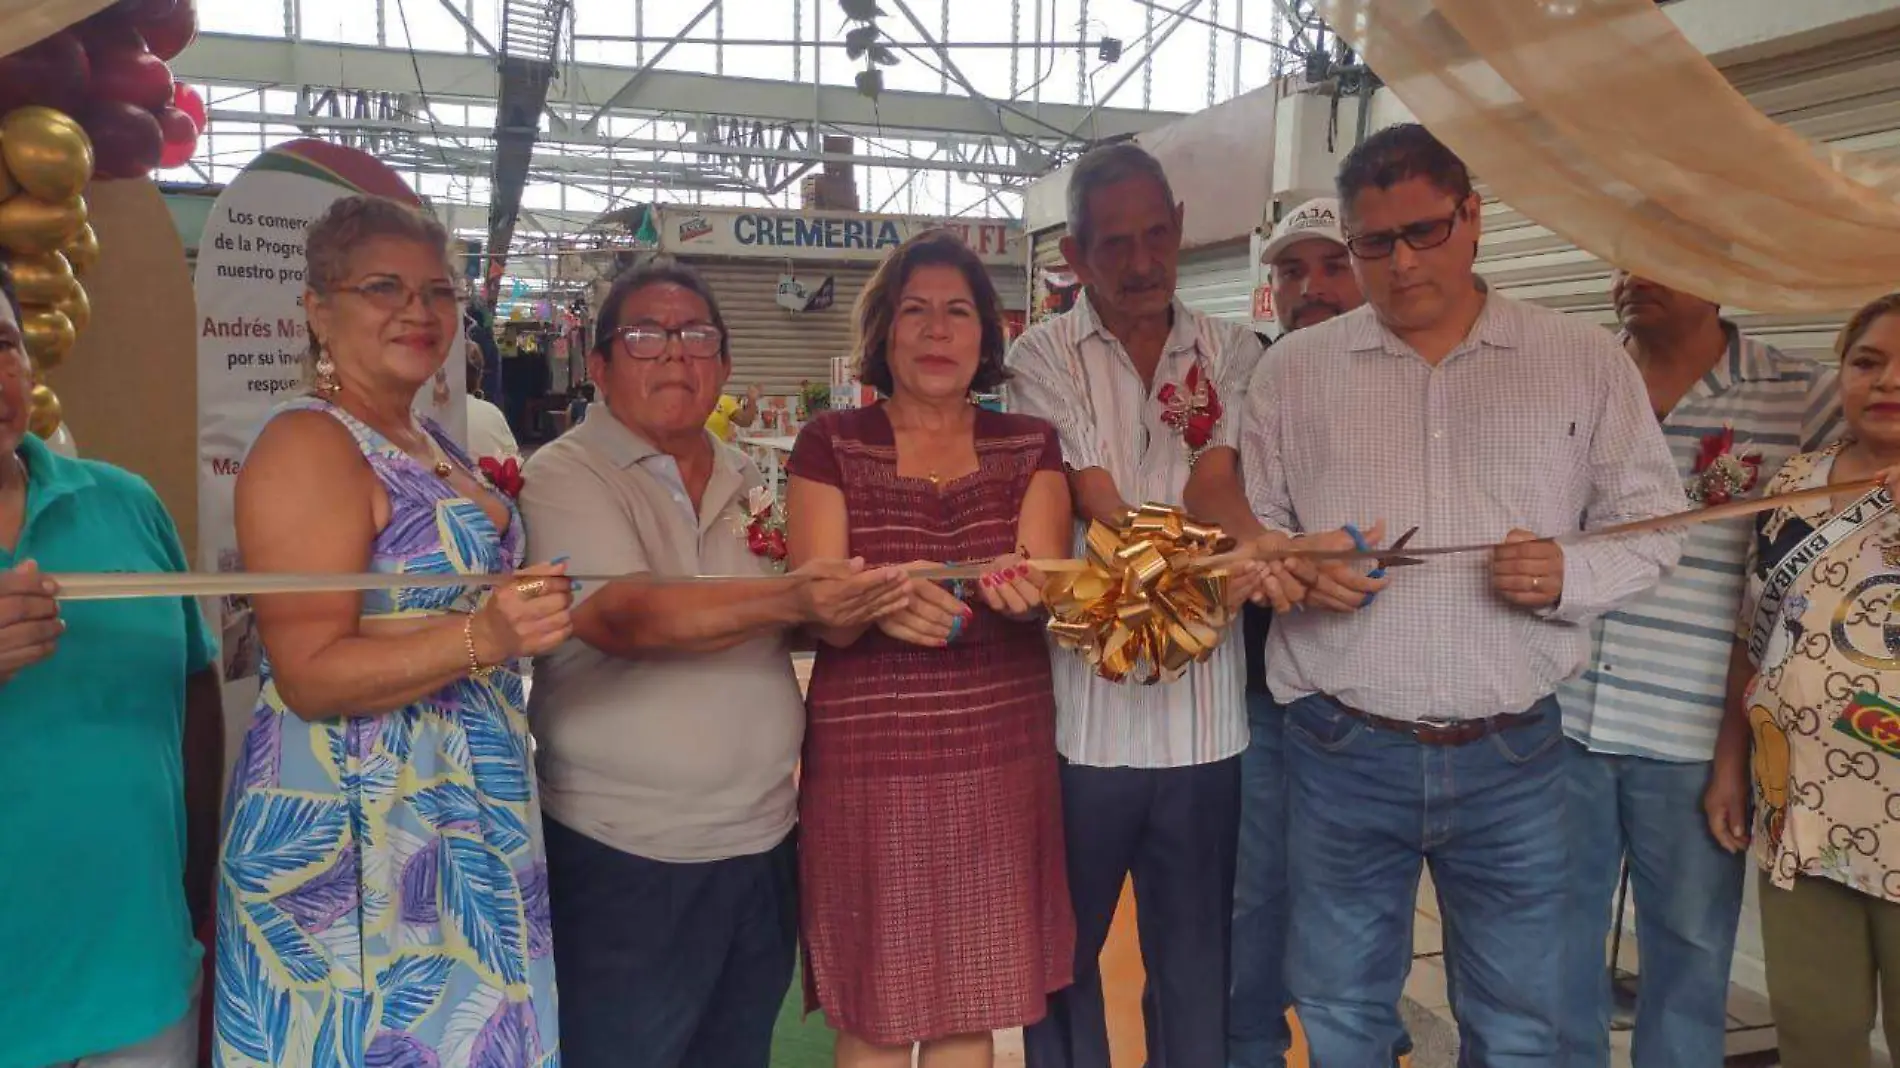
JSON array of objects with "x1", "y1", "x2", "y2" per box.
[{"x1": 1711, "y1": 292, "x2": 1900, "y2": 1068}]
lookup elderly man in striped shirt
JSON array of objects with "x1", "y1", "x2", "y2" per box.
[
  {"x1": 1009, "y1": 141, "x2": 1276, "y2": 1068},
  {"x1": 1236, "y1": 123, "x2": 1686, "y2": 1067},
  {"x1": 1556, "y1": 271, "x2": 1839, "y2": 1068}
]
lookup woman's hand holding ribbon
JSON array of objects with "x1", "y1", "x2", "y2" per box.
[
  {"x1": 877, "y1": 563, "x2": 974, "y2": 648},
  {"x1": 472, "y1": 560, "x2": 575, "y2": 663},
  {"x1": 976, "y1": 553, "x2": 1044, "y2": 622}
]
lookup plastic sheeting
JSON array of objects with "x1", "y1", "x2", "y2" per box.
[
  {"x1": 0, "y1": 0, "x2": 112, "y2": 56},
  {"x1": 1316, "y1": 0, "x2": 1900, "y2": 313}
]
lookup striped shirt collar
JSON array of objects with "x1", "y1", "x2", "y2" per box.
[
  {"x1": 1624, "y1": 320, "x2": 1778, "y2": 403},
  {"x1": 1071, "y1": 288, "x2": 1205, "y2": 357},
  {"x1": 1345, "y1": 287, "x2": 1523, "y2": 357}
]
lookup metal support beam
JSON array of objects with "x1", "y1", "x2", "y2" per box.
[
  {"x1": 1067, "y1": 0, "x2": 1204, "y2": 139},
  {"x1": 176, "y1": 34, "x2": 1181, "y2": 141},
  {"x1": 208, "y1": 108, "x2": 1045, "y2": 177},
  {"x1": 582, "y1": 0, "x2": 718, "y2": 133},
  {"x1": 435, "y1": 0, "x2": 496, "y2": 56}
]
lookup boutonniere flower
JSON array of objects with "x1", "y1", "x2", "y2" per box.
[
  {"x1": 1687, "y1": 426, "x2": 1760, "y2": 506},
  {"x1": 743, "y1": 485, "x2": 788, "y2": 565},
  {"x1": 1157, "y1": 361, "x2": 1223, "y2": 456},
  {"x1": 478, "y1": 456, "x2": 525, "y2": 499}
]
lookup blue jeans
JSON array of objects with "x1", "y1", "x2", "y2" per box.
[
  {"x1": 1285, "y1": 695, "x2": 1567, "y2": 1068},
  {"x1": 1230, "y1": 693, "x2": 1294, "y2": 1068},
  {"x1": 1558, "y1": 741, "x2": 1746, "y2": 1068}
]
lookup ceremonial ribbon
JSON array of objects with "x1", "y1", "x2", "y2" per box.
[{"x1": 36, "y1": 476, "x2": 1890, "y2": 686}]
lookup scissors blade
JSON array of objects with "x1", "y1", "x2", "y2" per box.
[{"x1": 1375, "y1": 526, "x2": 1421, "y2": 570}]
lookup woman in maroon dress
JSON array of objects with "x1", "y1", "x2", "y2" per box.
[{"x1": 786, "y1": 229, "x2": 1076, "y2": 1067}]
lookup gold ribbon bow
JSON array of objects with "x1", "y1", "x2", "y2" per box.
[{"x1": 1044, "y1": 503, "x2": 1236, "y2": 685}]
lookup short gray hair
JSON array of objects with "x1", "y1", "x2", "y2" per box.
[{"x1": 1065, "y1": 141, "x2": 1176, "y2": 250}]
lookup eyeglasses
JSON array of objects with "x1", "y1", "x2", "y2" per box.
[
  {"x1": 616, "y1": 322, "x2": 724, "y2": 361},
  {"x1": 1344, "y1": 208, "x2": 1465, "y2": 260},
  {"x1": 333, "y1": 277, "x2": 466, "y2": 314}
]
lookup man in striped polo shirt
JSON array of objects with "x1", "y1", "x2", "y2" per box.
[{"x1": 1557, "y1": 270, "x2": 1839, "y2": 1068}]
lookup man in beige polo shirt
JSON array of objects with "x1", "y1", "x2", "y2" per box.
[{"x1": 519, "y1": 258, "x2": 907, "y2": 1068}]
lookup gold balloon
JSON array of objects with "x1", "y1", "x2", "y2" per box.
[
  {"x1": 0, "y1": 193, "x2": 85, "y2": 256},
  {"x1": 0, "y1": 106, "x2": 93, "y2": 203},
  {"x1": 55, "y1": 283, "x2": 89, "y2": 334},
  {"x1": 26, "y1": 383, "x2": 61, "y2": 438},
  {"x1": 21, "y1": 306, "x2": 74, "y2": 371},
  {"x1": 0, "y1": 152, "x2": 15, "y2": 201},
  {"x1": 8, "y1": 250, "x2": 76, "y2": 306},
  {"x1": 60, "y1": 222, "x2": 99, "y2": 277}
]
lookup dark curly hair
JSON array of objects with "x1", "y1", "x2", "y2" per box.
[
  {"x1": 1335, "y1": 122, "x2": 1474, "y2": 220},
  {"x1": 853, "y1": 229, "x2": 1009, "y2": 397},
  {"x1": 592, "y1": 255, "x2": 730, "y2": 362}
]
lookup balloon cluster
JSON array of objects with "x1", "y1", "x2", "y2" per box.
[
  {"x1": 0, "y1": 107, "x2": 96, "y2": 437},
  {"x1": 0, "y1": 0, "x2": 201, "y2": 179},
  {"x1": 0, "y1": 1, "x2": 200, "y2": 437}
]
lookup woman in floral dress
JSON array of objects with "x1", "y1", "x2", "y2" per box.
[
  {"x1": 1713, "y1": 292, "x2": 1900, "y2": 1068},
  {"x1": 214, "y1": 196, "x2": 573, "y2": 1068}
]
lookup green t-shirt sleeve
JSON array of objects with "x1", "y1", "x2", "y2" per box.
[{"x1": 138, "y1": 485, "x2": 218, "y2": 676}]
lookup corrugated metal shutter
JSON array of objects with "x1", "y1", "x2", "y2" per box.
[
  {"x1": 687, "y1": 258, "x2": 872, "y2": 394},
  {"x1": 1474, "y1": 28, "x2": 1900, "y2": 362},
  {"x1": 684, "y1": 257, "x2": 1028, "y2": 394},
  {"x1": 1176, "y1": 240, "x2": 1255, "y2": 324}
]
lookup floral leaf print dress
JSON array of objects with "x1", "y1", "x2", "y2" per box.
[{"x1": 214, "y1": 398, "x2": 558, "y2": 1068}]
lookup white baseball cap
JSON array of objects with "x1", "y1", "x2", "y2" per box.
[{"x1": 1260, "y1": 197, "x2": 1346, "y2": 264}]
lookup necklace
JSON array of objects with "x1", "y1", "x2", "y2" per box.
[{"x1": 414, "y1": 428, "x2": 454, "y2": 479}]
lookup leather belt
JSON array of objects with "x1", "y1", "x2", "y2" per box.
[{"x1": 1325, "y1": 696, "x2": 1545, "y2": 747}]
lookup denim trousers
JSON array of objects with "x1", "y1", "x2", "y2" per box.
[
  {"x1": 1285, "y1": 694, "x2": 1567, "y2": 1068},
  {"x1": 1230, "y1": 692, "x2": 1295, "y2": 1068},
  {"x1": 1557, "y1": 741, "x2": 1746, "y2": 1068}
]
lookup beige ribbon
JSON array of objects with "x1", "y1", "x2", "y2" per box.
[{"x1": 42, "y1": 477, "x2": 1882, "y2": 601}]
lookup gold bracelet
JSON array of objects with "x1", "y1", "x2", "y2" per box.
[{"x1": 463, "y1": 613, "x2": 495, "y2": 681}]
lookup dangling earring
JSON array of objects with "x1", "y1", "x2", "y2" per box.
[{"x1": 313, "y1": 345, "x2": 340, "y2": 398}]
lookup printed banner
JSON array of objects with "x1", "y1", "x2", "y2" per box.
[
  {"x1": 195, "y1": 139, "x2": 465, "y2": 687},
  {"x1": 658, "y1": 205, "x2": 1021, "y2": 265}
]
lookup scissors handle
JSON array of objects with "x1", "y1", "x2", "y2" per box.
[{"x1": 1342, "y1": 523, "x2": 1382, "y2": 608}]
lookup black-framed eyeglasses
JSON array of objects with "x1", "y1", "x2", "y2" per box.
[
  {"x1": 333, "y1": 277, "x2": 467, "y2": 314},
  {"x1": 1344, "y1": 207, "x2": 1465, "y2": 260},
  {"x1": 616, "y1": 322, "x2": 724, "y2": 361}
]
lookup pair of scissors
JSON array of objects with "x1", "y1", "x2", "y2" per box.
[{"x1": 1341, "y1": 524, "x2": 1423, "y2": 606}]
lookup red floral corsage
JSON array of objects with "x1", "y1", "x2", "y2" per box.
[
  {"x1": 478, "y1": 456, "x2": 525, "y2": 499},
  {"x1": 1687, "y1": 426, "x2": 1760, "y2": 506},
  {"x1": 743, "y1": 486, "x2": 788, "y2": 565},
  {"x1": 1158, "y1": 361, "x2": 1223, "y2": 458}
]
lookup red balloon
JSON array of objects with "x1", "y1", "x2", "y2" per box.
[
  {"x1": 0, "y1": 32, "x2": 91, "y2": 116},
  {"x1": 156, "y1": 105, "x2": 198, "y2": 168},
  {"x1": 172, "y1": 82, "x2": 205, "y2": 130},
  {"x1": 80, "y1": 99, "x2": 165, "y2": 179},
  {"x1": 139, "y1": 0, "x2": 197, "y2": 62},
  {"x1": 89, "y1": 46, "x2": 174, "y2": 112},
  {"x1": 75, "y1": 9, "x2": 148, "y2": 55},
  {"x1": 113, "y1": 0, "x2": 179, "y2": 20}
]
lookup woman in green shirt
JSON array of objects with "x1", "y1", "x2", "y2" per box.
[{"x1": 0, "y1": 261, "x2": 225, "y2": 1068}]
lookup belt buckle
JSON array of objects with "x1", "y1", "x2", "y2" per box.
[{"x1": 1413, "y1": 717, "x2": 1462, "y2": 733}]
